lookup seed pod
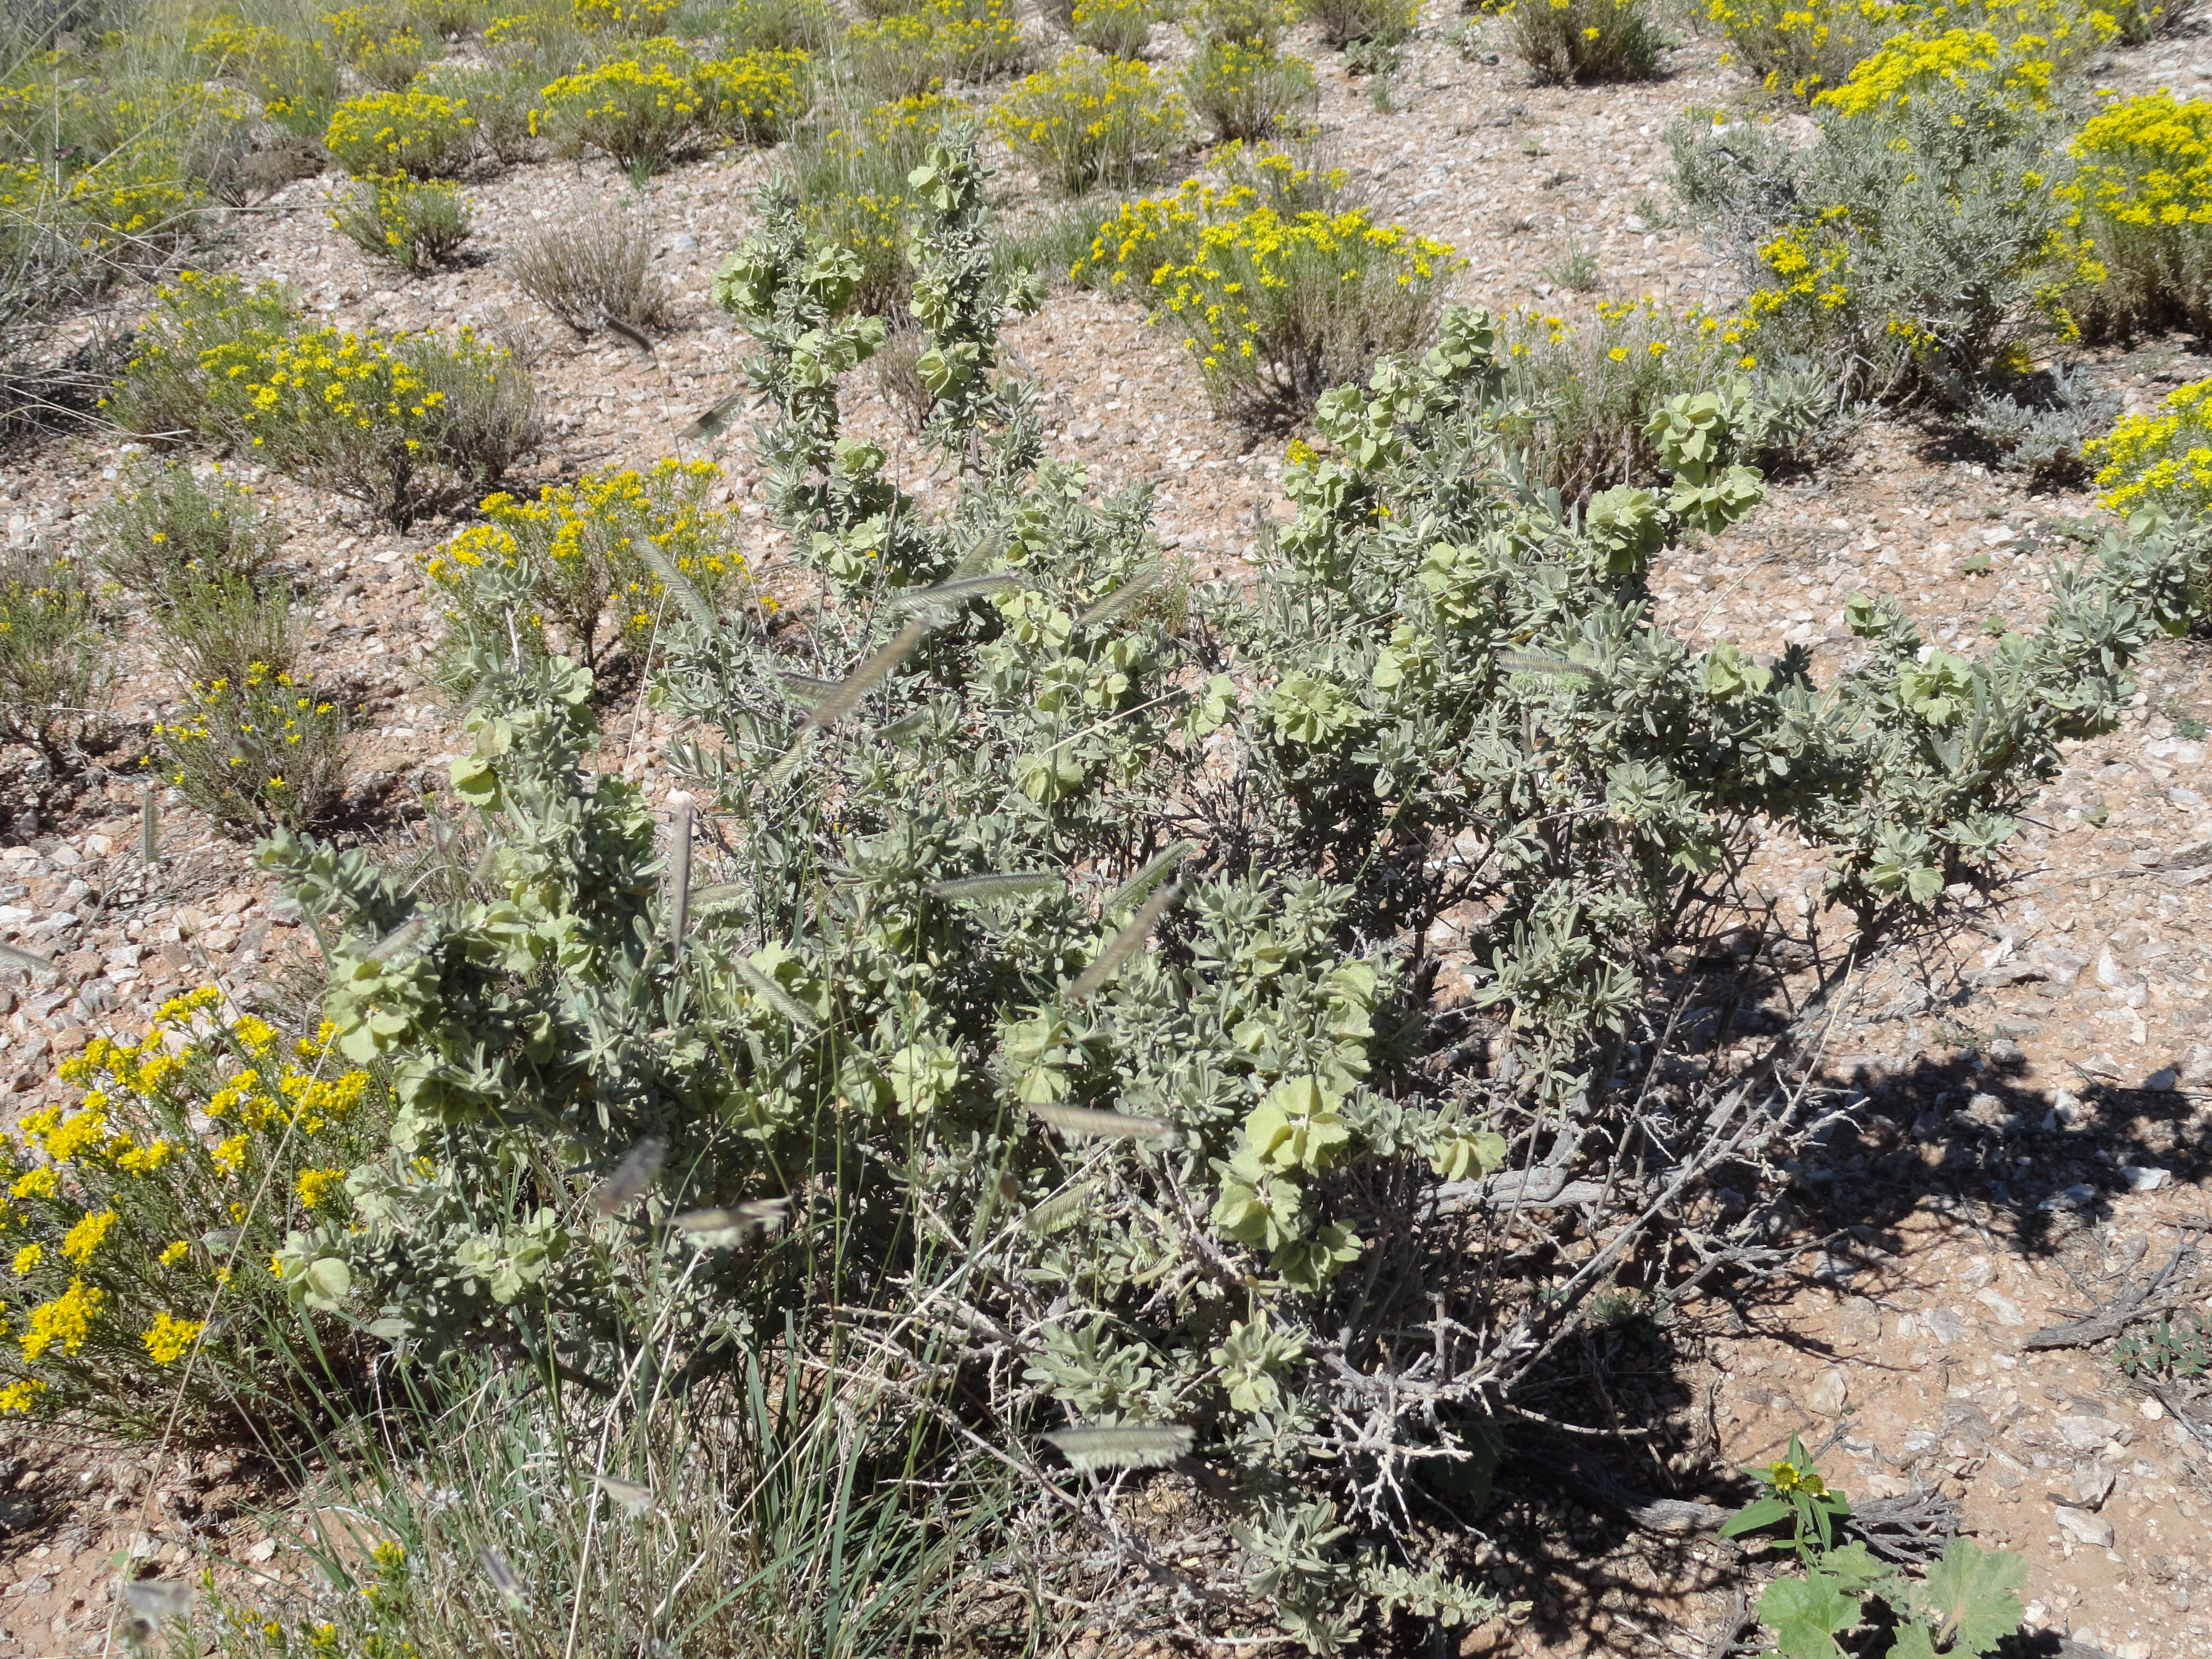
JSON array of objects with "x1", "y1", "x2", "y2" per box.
[
  {"x1": 590, "y1": 1140, "x2": 666, "y2": 1215},
  {"x1": 1028, "y1": 1104, "x2": 1170, "y2": 1140},
  {"x1": 1069, "y1": 883, "x2": 1178, "y2": 1002},
  {"x1": 927, "y1": 872, "x2": 1061, "y2": 901},
  {"x1": 1041, "y1": 1423, "x2": 1193, "y2": 1472},
  {"x1": 478, "y1": 1547, "x2": 525, "y2": 1607},
  {"x1": 592, "y1": 1473, "x2": 654, "y2": 1515}
]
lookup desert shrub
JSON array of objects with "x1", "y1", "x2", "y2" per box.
[
  {"x1": 422, "y1": 457, "x2": 753, "y2": 681},
  {"x1": 324, "y1": 3, "x2": 443, "y2": 89},
  {"x1": 1073, "y1": 0, "x2": 1154, "y2": 55},
  {"x1": 91, "y1": 459, "x2": 283, "y2": 597},
  {"x1": 802, "y1": 182, "x2": 923, "y2": 313},
  {"x1": 151, "y1": 577, "x2": 352, "y2": 832},
  {"x1": 1080, "y1": 149, "x2": 1455, "y2": 421},
  {"x1": 332, "y1": 174, "x2": 474, "y2": 272},
  {"x1": 1182, "y1": 39, "x2": 1318, "y2": 142},
  {"x1": 189, "y1": 18, "x2": 345, "y2": 135},
  {"x1": 533, "y1": 43, "x2": 806, "y2": 172},
  {"x1": 574, "y1": 0, "x2": 681, "y2": 27},
  {"x1": 2065, "y1": 92, "x2": 2212, "y2": 336},
  {"x1": 1299, "y1": 0, "x2": 1416, "y2": 47},
  {"x1": 251, "y1": 133, "x2": 2168, "y2": 1654},
  {"x1": 991, "y1": 51, "x2": 1188, "y2": 194},
  {"x1": 325, "y1": 88, "x2": 479, "y2": 177},
  {"x1": 1504, "y1": 0, "x2": 1664, "y2": 81},
  {"x1": 1188, "y1": 0, "x2": 1297, "y2": 44},
  {"x1": 845, "y1": 0, "x2": 1026, "y2": 95},
  {"x1": 112, "y1": 274, "x2": 540, "y2": 527},
  {"x1": 2085, "y1": 375, "x2": 2212, "y2": 544},
  {"x1": 1705, "y1": 0, "x2": 1914, "y2": 99},
  {"x1": 1707, "y1": 0, "x2": 2117, "y2": 101},
  {"x1": 1671, "y1": 53, "x2": 2093, "y2": 403},
  {"x1": 416, "y1": 60, "x2": 542, "y2": 160},
  {"x1": 714, "y1": 0, "x2": 836, "y2": 49},
  {"x1": 510, "y1": 207, "x2": 673, "y2": 334},
  {"x1": 0, "y1": 995, "x2": 384, "y2": 1431},
  {"x1": 1962, "y1": 361, "x2": 2117, "y2": 483},
  {"x1": 0, "y1": 549, "x2": 108, "y2": 766}
]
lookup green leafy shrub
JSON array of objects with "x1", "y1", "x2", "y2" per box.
[
  {"x1": 1504, "y1": 0, "x2": 1664, "y2": 80},
  {"x1": 533, "y1": 42, "x2": 807, "y2": 172},
  {"x1": 151, "y1": 577, "x2": 353, "y2": 833},
  {"x1": 1182, "y1": 39, "x2": 1319, "y2": 142},
  {"x1": 422, "y1": 457, "x2": 754, "y2": 683},
  {"x1": 2085, "y1": 375, "x2": 2212, "y2": 611},
  {"x1": 0, "y1": 996, "x2": 383, "y2": 1430},
  {"x1": 112, "y1": 274, "x2": 540, "y2": 527},
  {"x1": 990, "y1": 51, "x2": 1189, "y2": 194},
  {"x1": 0, "y1": 549, "x2": 108, "y2": 767},
  {"x1": 253, "y1": 133, "x2": 2190, "y2": 1657},
  {"x1": 1298, "y1": 0, "x2": 1416, "y2": 47},
  {"x1": 325, "y1": 88, "x2": 479, "y2": 177},
  {"x1": 2064, "y1": 91, "x2": 2212, "y2": 336},
  {"x1": 332, "y1": 174, "x2": 474, "y2": 272},
  {"x1": 1079, "y1": 148, "x2": 1455, "y2": 421},
  {"x1": 1073, "y1": 0, "x2": 1155, "y2": 55},
  {"x1": 1722, "y1": 1438, "x2": 2027, "y2": 1659},
  {"x1": 91, "y1": 458, "x2": 283, "y2": 597},
  {"x1": 510, "y1": 207, "x2": 673, "y2": 334}
]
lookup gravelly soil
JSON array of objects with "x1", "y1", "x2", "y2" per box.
[{"x1": 2, "y1": 3, "x2": 2212, "y2": 1653}]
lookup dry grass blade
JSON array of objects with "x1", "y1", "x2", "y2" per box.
[
  {"x1": 890, "y1": 574, "x2": 1024, "y2": 612},
  {"x1": 677, "y1": 390, "x2": 752, "y2": 444},
  {"x1": 1495, "y1": 649, "x2": 1600, "y2": 680},
  {"x1": 590, "y1": 1473, "x2": 655, "y2": 1515},
  {"x1": 928, "y1": 872, "x2": 1062, "y2": 901},
  {"x1": 1041, "y1": 1423, "x2": 1194, "y2": 1471},
  {"x1": 1076, "y1": 561, "x2": 1161, "y2": 629},
  {"x1": 590, "y1": 1140, "x2": 667, "y2": 1215},
  {"x1": 1070, "y1": 883, "x2": 1178, "y2": 1002},
  {"x1": 802, "y1": 619, "x2": 933, "y2": 735},
  {"x1": 1105, "y1": 841, "x2": 1190, "y2": 917},
  {"x1": 733, "y1": 954, "x2": 822, "y2": 1031},
  {"x1": 668, "y1": 799, "x2": 693, "y2": 954},
  {"x1": 1028, "y1": 1104, "x2": 1171, "y2": 1139},
  {"x1": 632, "y1": 538, "x2": 717, "y2": 631}
]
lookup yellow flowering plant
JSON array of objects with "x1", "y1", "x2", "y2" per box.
[
  {"x1": 423, "y1": 458, "x2": 755, "y2": 685},
  {"x1": 0, "y1": 547, "x2": 112, "y2": 769},
  {"x1": 2085, "y1": 377, "x2": 2212, "y2": 542},
  {"x1": 1180, "y1": 39, "x2": 1319, "y2": 144},
  {"x1": 332, "y1": 175, "x2": 475, "y2": 274},
  {"x1": 0, "y1": 990, "x2": 384, "y2": 1431},
  {"x1": 189, "y1": 17, "x2": 345, "y2": 136},
  {"x1": 845, "y1": 0, "x2": 1026, "y2": 97},
  {"x1": 1072, "y1": 0, "x2": 1156, "y2": 57},
  {"x1": 1079, "y1": 147, "x2": 1457, "y2": 421},
  {"x1": 1502, "y1": 0, "x2": 1665, "y2": 82},
  {"x1": 533, "y1": 41, "x2": 807, "y2": 173},
  {"x1": 111, "y1": 274, "x2": 541, "y2": 528},
  {"x1": 989, "y1": 51, "x2": 1189, "y2": 196},
  {"x1": 2065, "y1": 92, "x2": 2212, "y2": 334},
  {"x1": 151, "y1": 653, "x2": 352, "y2": 833},
  {"x1": 322, "y1": 4, "x2": 444, "y2": 90},
  {"x1": 325, "y1": 88, "x2": 479, "y2": 177}
]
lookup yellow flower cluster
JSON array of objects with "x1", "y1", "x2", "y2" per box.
[
  {"x1": 142, "y1": 1310, "x2": 204, "y2": 1366},
  {"x1": 989, "y1": 51, "x2": 1189, "y2": 194},
  {"x1": 1708, "y1": 0, "x2": 2117, "y2": 101},
  {"x1": 188, "y1": 15, "x2": 342, "y2": 129},
  {"x1": 2069, "y1": 92, "x2": 2212, "y2": 229},
  {"x1": 332, "y1": 174, "x2": 472, "y2": 274},
  {"x1": 427, "y1": 458, "x2": 751, "y2": 657},
  {"x1": 1813, "y1": 16, "x2": 2099, "y2": 115},
  {"x1": 2085, "y1": 376, "x2": 2212, "y2": 515},
  {"x1": 573, "y1": 0, "x2": 681, "y2": 28},
  {"x1": 325, "y1": 89, "x2": 478, "y2": 177},
  {"x1": 846, "y1": 0, "x2": 1025, "y2": 94},
  {"x1": 534, "y1": 43, "x2": 806, "y2": 166}
]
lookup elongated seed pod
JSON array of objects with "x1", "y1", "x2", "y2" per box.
[
  {"x1": 668, "y1": 800, "x2": 693, "y2": 957},
  {"x1": 1069, "y1": 883, "x2": 1178, "y2": 1002},
  {"x1": 671, "y1": 1198, "x2": 788, "y2": 1244},
  {"x1": 676, "y1": 389, "x2": 750, "y2": 444},
  {"x1": 777, "y1": 672, "x2": 841, "y2": 706},
  {"x1": 365, "y1": 915, "x2": 426, "y2": 963},
  {"x1": 631, "y1": 538, "x2": 716, "y2": 631},
  {"x1": 732, "y1": 954, "x2": 821, "y2": 1031},
  {"x1": 140, "y1": 783, "x2": 158, "y2": 864},
  {"x1": 1028, "y1": 1104, "x2": 1170, "y2": 1139},
  {"x1": 891, "y1": 573, "x2": 1023, "y2": 612},
  {"x1": 591, "y1": 1473, "x2": 654, "y2": 1514},
  {"x1": 927, "y1": 872, "x2": 1061, "y2": 901},
  {"x1": 689, "y1": 881, "x2": 746, "y2": 916},
  {"x1": 1076, "y1": 561, "x2": 1161, "y2": 630},
  {"x1": 1042, "y1": 1423, "x2": 1193, "y2": 1472},
  {"x1": 1494, "y1": 649, "x2": 1599, "y2": 680},
  {"x1": 590, "y1": 1140, "x2": 666, "y2": 1215},
  {"x1": 0, "y1": 941, "x2": 53, "y2": 975},
  {"x1": 803, "y1": 619, "x2": 932, "y2": 735},
  {"x1": 478, "y1": 1547, "x2": 525, "y2": 1607},
  {"x1": 1104, "y1": 841, "x2": 1190, "y2": 918},
  {"x1": 601, "y1": 315, "x2": 656, "y2": 360}
]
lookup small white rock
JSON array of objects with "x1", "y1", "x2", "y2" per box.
[{"x1": 2052, "y1": 1504, "x2": 2114, "y2": 1548}]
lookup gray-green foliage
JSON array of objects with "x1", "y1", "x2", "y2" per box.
[
  {"x1": 261, "y1": 130, "x2": 2192, "y2": 1651},
  {"x1": 1670, "y1": 81, "x2": 2084, "y2": 404}
]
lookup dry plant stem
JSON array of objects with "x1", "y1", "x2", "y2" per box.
[{"x1": 2022, "y1": 1225, "x2": 2204, "y2": 1350}]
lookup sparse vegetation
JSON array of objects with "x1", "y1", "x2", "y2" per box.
[
  {"x1": 1182, "y1": 39, "x2": 1319, "y2": 142},
  {"x1": 990, "y1": 51, "x2": 1190, "y2": 195},
  {"x1": 1504, "y1": 0, "x2": 1665, "y2": 81},
  {"x1": 509, "y1": 207, "x2": 674, "y2": 333},
  {"x1": 332, "y1": 173, "x2": 475, "y2": 272},
  {"x1": 91, "y1": 458, "x2": 284, "y2": 597},
  {"x1": 0, "y1": 548, "x2": 109, "y2": 768}
]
